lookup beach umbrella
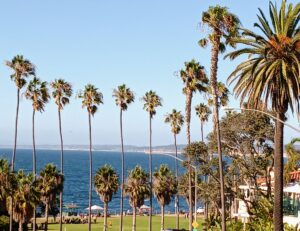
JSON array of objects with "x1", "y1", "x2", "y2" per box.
[
  {"x1": 284, "y1": 184, "x2": 300, "y2": 194},
  {"x1": 85, "y1": 205, "x2": 104, "y2": 210},
  {"x1": 140, "y1": 204, "x2": 150, "y2": 209}
]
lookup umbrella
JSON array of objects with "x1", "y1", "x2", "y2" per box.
[
  {"x1": 85, "y1": 205, "x2": 104, "y2": 210},
  {"x1": 140, "y1": 205, "x2": 150, "y2": 209},
  {"x1": 284, "y1": 184, "x2": 300, "y2": 193},
  {"x1": 197, "y1": 207, "x2": 204, "y2": 213}
]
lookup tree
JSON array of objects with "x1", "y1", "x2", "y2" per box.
[
  {"x1": 153, "y1": 165, "x2": 177, "y2": 231},
  {"x1": 10, "y1": 170, "x2": 39, "y2": 231},
  {"x1": 284, "y1": 138, "x2": 300, "y2": 184},
  {"x1": 164, "y1": 109, "x2": 184, "y2": 228},
  {"x1": 50, "y1": 79, "x2": 72, "y2": 231},
  {"x1": 124, "y1": 166, "x2": 150, "y2": 231},
  {"x1": 0, "y1": 159, "x2": 14, "y2": 215},
  {"x1": 179, "y1": 59, "x2": 208, "y2": 230},
  {"x1": 226, "y1": 1, "x2": 300, "y2": 229},
  {"x1": 94, "y1": 165, "x2": 119, "y2": 231},
  {"x1": 78, "y1": 84, "x2": 103, "y2": 231},
  {"x1": 200, "y1": 6, "x2": 240, "y2": 230},
  {"x1": 195, "y1": 104, "x2": 211, "y2": 142},
  {"x1": 112, "y1": 84, "x2": 134, "y2": 231},
  {"x1": 38, "y1": 164, "x2": 64, "y2": 231},
  {"x1": 5, "y1": 55, "x2": 35, "y2": 231},
  {"x1": 141, "y1": 90, "x2": 162, "y2": 231},
  {"x1": 25, "y1": 77, "x2": 50, "y2": 231}
]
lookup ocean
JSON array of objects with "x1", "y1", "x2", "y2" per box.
[{"x1": 0, "y1": 148, "x2": 191, "y2": 214}]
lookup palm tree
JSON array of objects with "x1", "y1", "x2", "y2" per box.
[
  {"x1": 5, "y1": 55, "x2": 35, "y2": 231},
  {"x1": 153, "y1": 165, "x2": 177, "y2": 231},
  {"x1": 284, "y1": 138, "x2": 300, "y2": 184},
  {"x1": 78, "y1": 84, "x2": 103, "y2": 231},
  {"x1": 38, "y1": 164, "x2": 64, "y2": 231},
  {"x1": 50, "y1": 79, "x2": 72, "y2": 231},
  {"x1": 0, "y1": 159, "x2": 14, "y2": 211},
  {"x1": 25, "y1": 77, "x2": 50, "y2": 230},
  {"x1": 200, "y1": 6, "x2": 240, "y2": 230},
  {"x1": 112, "y1": 84, "x2": 135, "y2": 230},
  {"x1": 227, "y1": 2, "x2": 300, "y2": 230},
  {"x1": 124, "y1": 166, "x2": 150, "y2": 231},
  {"x1": 195, "y1": 104, "x2": 211, "y2": 142},
  {"x1": 94, "y1": 165, "x2": 119, "y2": 231},
  {"x1": 141, "y1": 90, "x2": 162, "y2": 231},
  {"x1": 10, "y1": 170, "x2": 39, "y2": 231},
  {"x1": 164, "y1": 109, "x2": 184, "y2": 228},
  {"x1": 179, "y1": 59, "x2": 208, "y2": 230}
]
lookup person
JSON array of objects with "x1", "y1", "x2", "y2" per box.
[{"x1": 109, "y1": 220, "x2": 112, "y2": 227}]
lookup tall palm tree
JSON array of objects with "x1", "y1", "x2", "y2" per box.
[
  {"x1": 179, "y1": 59, "x2": 208, "y2": 230},
  {"x1": 94, "y1": 165, "x2": 119, "y2": 231},
  {"x1": 153, "y1": 165, "x2": 177, "y2": 231},
  {"x1": 195, "y1": 104, "x2": 211, "y2": 142},
  {"x1": 51, "y1": 79, "x2": 72, "y2": 231},
  {"x1": 11, "y1": 170, "x2": 40, "y2": 231},
  {"x1": 164, "y1": 109, "x2": 184, "y2": 228},
  {"x1": 38, "y1": 164, "x2": 64, "y2": 231},
  {"x1": 5, "y1": 55, "x2": 35, "y2": 231},
  {"x1": 78, "y1": 84, "x2": 103, "y2": 231},
  {"x1": 141, "y1": 90, "x2": 162, "y2": 231},
  {"x1": 25, "y1": 77, "x2": 50, "y2": 231},
  {"x1": 200, "y1": 6, "x2": 240, "y2": 230},
  {"x1": 227, "y1": 2, "x2": 300, "y2": 229},
  {"x1": 112, "y1": 84, "x2": 135, "y2": 230},
  {"x1": 124, "y1": 166, "x2": 150, "y2": 231}
]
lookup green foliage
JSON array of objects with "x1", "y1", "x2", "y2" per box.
[
  {"x1": 112, "y1": 84, "x2": 135, "y2": 111},
  {"x1": 164, "y1": 109, "x2": 184, "y2": 135},
  {"x1": 284, "y1": 138, "x2": 300, "y2": 184},
  {"x1": 207, "y1": 82, "x2": 229, "y2": 107},
  {"x1": 50, "y1": 79, "x2": 73, "y2": 110},
  {"x1": 141, "y1": 90, "x2": 162, "y2": 118}
]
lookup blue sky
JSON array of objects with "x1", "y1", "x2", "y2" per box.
[{"x1": 0, "y1": 0, "x2": 299, "y2": 146}]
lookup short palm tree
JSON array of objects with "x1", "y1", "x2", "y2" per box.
[
  {"x1": 5, "y1": 55, "x2": 35, "y2": 231},
  {"x1": 78, "y1": 84, "x2": 103, "y2": 231},
  {"x1": 94, "y1": 165, "x2": 119, "y2": 231},
  {"x1": 153, "y1": 165, "x2": 177, "y2": 231},
  {"x1": 179, "y1": 59, "x2": 208, "y2": 230},
  {"x1": 164, "y1": 109, "x2": 184, "y2": 228},
  {"x1": 124, "y1": 166, "x2": 150, "y2": 231},
  {"x1": 0, "y1": 159, "x2": 14, "y2": 207},
  {"x1": 200, "y1": 6, "x2": 240, "y2": 230},
  {"x1": 51, "y1": 79, "x2": 72, "y2": 231},
  {"x1": 195, "y1": 104, "x2": 211, "y2": 142},
  {"x1": 112, "y1": 84, "x2": 134, "y2": 230},
  {"x1": 226, "y1": 1, "x2": 300, "y2": 230},
  {"x1": 38, "y1": 164, "x2": 64, "y2": 231},
  {"x1": 11, "y1": 170, "x2": 39, "y2": 231},
  {"x1": 141, "y1": 90, "x2": 162, "y2": 231},
  {"x1": 25, "y1": 77, "x2": 50, "y2": 230}
]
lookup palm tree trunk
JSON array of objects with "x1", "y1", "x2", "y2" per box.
[
  {"x1": 58, "y1": 109, "x2": 64, "y2": 231},
  {"x1": 149, "y1": 113, "x2": 153, "y2": 231},
  {"x1": 10, "y1": 88, "x2": 20, "y2": 231},
  {"x1": 274, "y1": 112, "x2": 284, "y2": 231},
  {"x1": 32, "y1": 110, "x2": 37, "y2": 231},
  {"x1": 120, "y1": 109, "x2": 124, "y2": 231},
  {"x1": 19, "y1": 221, "x2": 22, "y2": 231},
  {"x1": 45, "y1": 202, "x2": 49, "y2": 231},
  {"x1": 174, "y1": 134, "x2": 179, "y2": 229},
  {"x1": 161, "y1": 205, "x2": 165, "y2": 231},
  {"x1": 201, "y1": 121, "x2": 204, "y2": 142},
  {"x1": 88, "y1": 113, "x2": 92, "y2": 231},
  {"x1": 185, "y1": 89, "x2": 193, "y2": 231},
  {"x1": 104, "y1": 202, "x2": 108, "y2": 231},
  {"x1": 211, "y1": 35, "x2": 226, "y2": 231},
  {"x1": 132, "y1": 206, "x2": 136, "y2": 231}
]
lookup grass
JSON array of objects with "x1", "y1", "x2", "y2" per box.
[{"x1": 46, "y1": 215, "x2": 203, "y2": 231}]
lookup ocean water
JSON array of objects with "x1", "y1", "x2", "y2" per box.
[{"x1": 0, "y1": 149, "x2": 191, "y2": 214}]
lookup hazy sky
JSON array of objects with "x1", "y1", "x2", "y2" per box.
[{"x1": 0, "y1": 0, "x2": 299, "y2": 146}]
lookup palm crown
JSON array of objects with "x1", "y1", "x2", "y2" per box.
[
  {"x1": 227, "y1": 0, "x2": 300, "y2": 114},
  {"x1": 25, "y1": 77, "x2": 50, "y2": 112},
  {"x1": 113, "y1": 84, "x2": 135, "y2": 111},
  {"x1": 195, "y1": 103, "x2": 211, "y2": 123},
  {"x1": 51, "y1": 79, "x2": 73, "y2": 110},
  {"x1": 141, "y1": 91, "x2": 162, "y2": 118},
  {"x1": 179, "y1": 59, "x2": 208, "y2": 94},
  {"x1": 207, "y1": 82, "x2": 230, "y2": 107},
  {"x1": 94, "y1": 165, "x2": 119, "y2": 203},
  {"x1": 164, "y1": 109, "x2": 184, "y2": 135},
  {"x1": 5, "y1": 55, "x2": 35, "y2": 89},
  {"x1": 78, "y1": 84, "x2": 103, "y2": 116}
]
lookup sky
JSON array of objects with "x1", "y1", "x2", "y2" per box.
[{"x1": 0, "y1": 0, "x2": 299, "y2": 146}]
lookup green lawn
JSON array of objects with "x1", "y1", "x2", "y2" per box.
[{"x1": 46, "y1": 215, "x2": 203, "y2": 231}]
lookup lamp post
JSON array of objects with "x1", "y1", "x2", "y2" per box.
[
  {"x1": 153, "y1": 152, "x2": 198, "y2": 223},
  {"x1": 222, "y1": 106, "x2": 300, "y2": 133}
]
